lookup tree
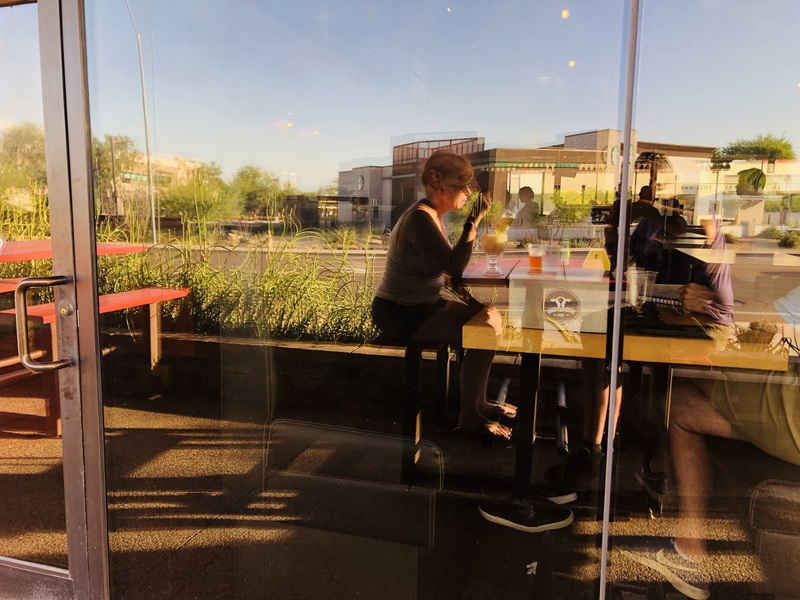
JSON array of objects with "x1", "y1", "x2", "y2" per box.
[
  {"x1": 715, "y1": 134, "x2": 795, "y2": 197},
  {"x1": 735, "y1": 167, "x2": 766, "y2": 196},
  {"x1": 92, "y1": 134, "x2": 142, "y2": 215},
  {"x1": 0, "y1": 122, "x2": 47, "y2": 190},
  {"x1": 229, "y1": 165, "x2": 281, "y2": 217},
  {"x1": 160, "y1": 160, "x2": 236, "y2": 226},
  {"x1": 319, "y1": 178, "x2": 339, "y2": 197},
  {"x1": 717, "y1": 133, "x2": 796, "y2": 161}
]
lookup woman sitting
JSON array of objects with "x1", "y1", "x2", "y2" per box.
[{"x1": 371, "y1": 151, "x2": 515, "y2": 439}]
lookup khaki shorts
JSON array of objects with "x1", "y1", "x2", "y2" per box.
[{"x1": 711, "y1": 368, "x2": 800, "y2": 467}]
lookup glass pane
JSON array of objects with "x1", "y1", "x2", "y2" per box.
[
  {"x1": 0, "y1": 2, "x2": 67, "y2": 569},
  {"x1": 85, "y1": 1, "x2": 632, "y2": 598},
  {"x1": 613, "y1": 1, "x2": 800, "y2": 599}
]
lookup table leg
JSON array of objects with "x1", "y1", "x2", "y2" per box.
[
  {"x1": 514, "y1": 352, "x2": 540, "y2": 494},
  {"x1": 149, "y1": 302, "x2": 162, "y2": 369}
]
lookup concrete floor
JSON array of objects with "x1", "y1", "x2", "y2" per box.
[{"x1": 0, "y1": 365, "x2": 787, "y2": 600}]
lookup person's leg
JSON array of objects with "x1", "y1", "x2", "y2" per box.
[
  {"x1": 458, "y1": 347, "x2": 503, "y2": 429},
  {"x1": 668, "y1": 379, "x2": 733, "y2": 558},
  {"x1": 581, "y1": 361, "x2": 621, "y2": 458},
  {"x1": 412, "y1": 301, "x2": 511, "y2": 437}
]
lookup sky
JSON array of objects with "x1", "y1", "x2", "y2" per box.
[{"x1": 2, "y1": 0, "x2": 799, "y2": 190}]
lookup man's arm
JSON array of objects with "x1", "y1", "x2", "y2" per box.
[{"x1": 678, "y1": 281, "x2": 734, "y2": 325}]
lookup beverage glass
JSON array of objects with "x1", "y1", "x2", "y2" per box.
[
  {"x1": 626, "y1": 267, "x2": 641, "y2": 307},
  {"x1": 481, "y1": 229, "x2": 507, "y2": 276},
  {"x1": 540, "y1": 244, "x2": 563, "y2": 273},
  {"x1": 639, "y1": 270, "x2": 658, "y2": 306},
  {"x1": 626, "y1": 267, "x2": 658, "y2": 308},
  {"x1": 527, "y1": 244, "x2": 545, "y2": 271}
]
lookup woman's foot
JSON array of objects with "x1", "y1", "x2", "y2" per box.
[
  {"x1": 457, "y1": 416, "x2": 512, "y2": 439},
  {"x1": 481, "y1": 401, "x2": 518, "y2": 420},
  {"x1": 485, "y1": 421, "x2": 512, "y2": 439}
]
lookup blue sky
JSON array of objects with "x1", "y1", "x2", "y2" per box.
[{"x1": 3, "y1": 0, "x2": 799, "y2": 189}]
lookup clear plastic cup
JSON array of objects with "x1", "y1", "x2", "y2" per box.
[
  {"x1": 626, "y1": 267, "x2": 641, "y2": 306},
  {"x1": 541, "y1": 245, "x2": 562, "y2": 273},
  {"x1": 639, "y1": 270, "x2": 658, "y2": 305},
  {"x1": 627, "y1": 267, "x2": 658, "y2": 307}
]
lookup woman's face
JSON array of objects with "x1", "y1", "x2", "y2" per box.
[{"x1": 439, "y1": 175, "x2": 474, "y2": 212}]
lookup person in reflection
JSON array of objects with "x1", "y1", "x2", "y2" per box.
[
  {"x1": 548, "y1": 185, "x2": 663, "y2": 491},
  {"x1": 606, "y1": 185, "x2": 661, "y2": 272},
  {"x1": 545, "y1": 212, "x2": 732, "y2": 494},
  {"x1": 371, "y1": 151, "x2": 516, "y2": 439},
  {"x1": 630, "y1": 196, "x2": 688, "y2": 277},
  {"x1": 626, "y1": 285, "x2": 799, "y2": 600},
  {"x1": 516, "y1": 186, "x2": 539, "y2": 227}
]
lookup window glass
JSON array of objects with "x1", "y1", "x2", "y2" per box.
[
  {"x1": 84, "y1": 1, "x2": 800, "y2": 598},
  {"x1": 0, "y1": 2, "x2": 67, "y2": 569},
  {"x1": 612, "y1": 2, "x2": 800, "y2": 600}
]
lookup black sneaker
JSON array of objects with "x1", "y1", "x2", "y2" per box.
[
  {"x1": 526, "y1": 483, "x2": 578, "y2": 505},
  {"x1": 620, "y1": 538, "x2": 710, "y2": 600},
  {"x1": 478, "y1": 498, "x2": 574, "y2": 533},
  {"x1": 543, "y1": 446, "x2": 603, "y2": 491},
  {"x1": 634, "y1": 462, "x2": 665, "y2": 500}
]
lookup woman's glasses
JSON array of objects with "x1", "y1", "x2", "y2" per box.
[{"x1": 446, "y1": 182, "x2": 475, "y2": 194}]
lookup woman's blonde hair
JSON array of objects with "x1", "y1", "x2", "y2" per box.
[{"x1": 421, "y1": 151, "x2": 474, "y2": 196}]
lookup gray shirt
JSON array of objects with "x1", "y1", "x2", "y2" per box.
[{"x1": 375, "y1": 200, "x2": 474, "y2": 305}]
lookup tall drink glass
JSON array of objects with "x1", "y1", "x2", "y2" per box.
[{"x1": 481, "y1": 229, "x2": 507, "y2": 276}]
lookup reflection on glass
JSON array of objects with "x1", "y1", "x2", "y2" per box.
[
  {"x1": 81, "y1": 0, "x2": 800, "y2": 597},
  {"x1": 612, "y1": 3, "x2": 800, "y2": 599},
  {"x1": 0, "y1": 3, "x2": 67, "y2": 569},
  {"x1": 86, "y1": 0, "x2": 626, "y2": 595}
]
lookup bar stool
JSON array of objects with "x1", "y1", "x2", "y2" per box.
[{"x1": 372, "y1": 335, "x2": 451, "y2": 483}]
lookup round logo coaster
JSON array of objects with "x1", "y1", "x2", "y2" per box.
[{"x1": 543, "y1": 288, "x2": 580, "y2": 325}]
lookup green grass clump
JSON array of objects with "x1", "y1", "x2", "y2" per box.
[
  {"x1": 96, "y1": 229, "x2": 378, "y2": 343},
  {"x1": 723, "y1": 232, "x2": 737, "y2": 244}
]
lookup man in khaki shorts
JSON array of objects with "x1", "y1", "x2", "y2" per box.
[{"x1": 625, "y1": 285, "x2": 800, "y2": 600}]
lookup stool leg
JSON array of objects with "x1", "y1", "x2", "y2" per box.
[
  {"x1": 402, "y1": 346, "x2": 422, "y2": 483},
  {"x1": 555, "y1": 381, "x2": 569, "y2": 457},
  {"x1": 434, "y1": 345, "x2": 450, "y2": 427}
]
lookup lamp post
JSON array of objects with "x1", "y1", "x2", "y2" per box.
[{"x1": 124, "y1": 0, "x2": 157, "y2": 244}]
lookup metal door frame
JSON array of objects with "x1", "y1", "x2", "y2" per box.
[{"x1": 0, "y1": 0, "x2": 108, "y2": 598}]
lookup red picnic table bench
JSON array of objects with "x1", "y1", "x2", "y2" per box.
[
  {"x1": 0, "y1": 287, "x2": 190, "y2": 436},
  {"x1": 0, "y1": 240, "x2": 148, "y2": 263},
  {"x1": 2, "y1": 287, "x2": 190, "y2": 368},
  {"x1": 0, "y1": 241, "x2": 184, "y2": 436}
]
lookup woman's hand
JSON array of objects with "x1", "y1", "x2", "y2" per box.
[
  {"x1": 482, "y1": 305, "x2": 502, "y2": 335},
  {"x1": 473, "y1": 192, "x2": 492, "y2": 226}
]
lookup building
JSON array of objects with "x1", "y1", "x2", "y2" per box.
[
  {"x1": 337, "y1": 165, "x2": 392, "y2": 230},
  {"x1": 340, "y1": 130, "x2": 800, "y2": 232}
]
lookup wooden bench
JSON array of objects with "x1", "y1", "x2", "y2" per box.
[
  {"x1": 2, "y1": 287, "x2": 190, "y2": 368},
  {"x1": 0, "y1": 287, "x2": 189, "y2": 435}
]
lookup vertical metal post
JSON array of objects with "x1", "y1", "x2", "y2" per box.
[
  {"x1": 124, "y1": 0, "x2": 157, "y2": 244},
  {"x1": 599, "y1": 0, "x2": 642, "y2": 598}
]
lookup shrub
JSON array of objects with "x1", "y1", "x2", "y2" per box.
[
  {"x1": 778, "y1": 232, "x2": 800, "y2": 248},
  {"x1": 757, "y1": 226, "x2": 784, "y2": 239}
]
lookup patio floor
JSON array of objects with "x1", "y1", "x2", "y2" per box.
[{"x1": 0, "y1": 352, "x2": 784, "y2": 599}]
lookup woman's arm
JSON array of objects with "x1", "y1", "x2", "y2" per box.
[{"x1": 401, "y1": 209, "x2": 473, "y2": 277}]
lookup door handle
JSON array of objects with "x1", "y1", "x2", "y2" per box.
[{"x1": 15, "y1": 276, "x2": 73, "y2": 373}]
